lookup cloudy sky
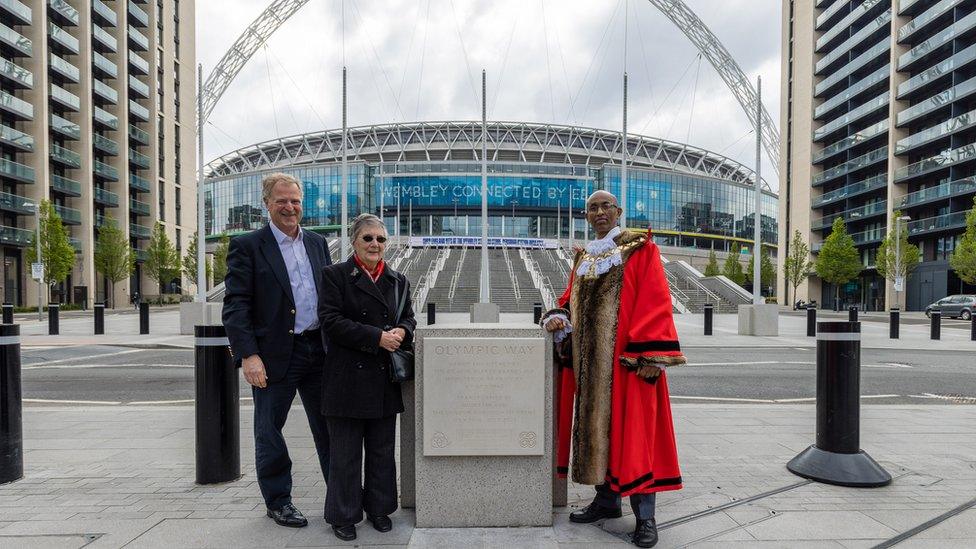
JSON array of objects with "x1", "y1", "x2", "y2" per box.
[{"x1": 195, "y1": 0, "x2": 781, "y2": 188}]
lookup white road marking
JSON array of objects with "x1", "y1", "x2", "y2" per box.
[
  {"x1": 864, "y1": 363, "x2": 914, "y2": 369},
  {"x1": 127, "y1": 399, "x2": 195, "y2": 405},
  {"x1": 793, "y1": 347, "x2": 809, "y2": 352},
  {"x1": 688, "y1": 361, "x2": 815, "y2": 367},
  {"x1": 22, "y1": 348, "x2": 145, "y2": 367},
  {"x1": 23, "y1": 398, "x2": 121, "y2": 405},
  {"x1": 22, "y1": 363, "x2": 192, "y2": 370},
  {"x1": 675, "y1": 394, "x2": 903, "y2": 404}
]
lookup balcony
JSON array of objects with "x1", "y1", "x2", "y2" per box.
[
  {"x1": 0, "y1": 0, "x2": 32, "y2": 25},
  {"x1": 0, "y1": 225, "x2": 32, "y2": 248},
  {"x1": 128, "y1": 51, "x2": 149, "y2": 75},
  {"x1": 128, "y1": 99, "x2": 149, "y2": 121},
  {"x1": 816, "y1": 0, "x2": 888, "y2": 52},
  {"x1": 896, "y1": 76, "x2": 976, "y2": 127},
  {"x1": 812, "y1": 200, "x2": 888, "y2": 231},
  {"x1": 816, "y1": 8, "x2": 892, "y2": 76},
  {"x1": 50, "y1": 143, "x2": 81, "y2": 168},
  {"x1": 897, "y1": 44, "x2": 976, "y2": 100},
  {"x1": 94, "y1": 133, "x2": 119, "y2": 155},
  {"x1": 92, "y1": 78, "x2": 118, "y2": 104},
  {"x1": 70, "y1": 237, "x2": 81, "y2": 253},
  {"x1": 130, "y1": 197, "x2": 150, "y2": 216},
  {"x1": 94, "y1": 159, "x2": 119, "y2": 181},
  {"x1": 815, "y1": 0, "x2": 848, "y2": 29},
  {"x1": 128, "y1": 74, "x2": 150, "y2": 98},
  {"x1": 1, "y1": 57, "x2": 32, "y2": 88},
  {"x1": 129, "y1": 173, "x2": 150, "y2": 192},
  {"x1": 815, "y1": 227, "x2": 887, "y2": 252},
  {"x1": 49, "y1": 83, "x2": 80, "y2": 111},
  {"x1": 812, "y1": 146, "x2": 888, "y2": 186},
  {"x1": 815, "y1": 38, "x2": 889, "y2": 97},
  {"x1": 130, "y1": 223, "x2": 151, "y2": 239},
  {"x1": 92, "y1": 51, "x2": 118, "y2": 79},
  {"x1": 814, "y1": 91, "x2": 889, "y2": 142},
  {"x1": 48, "y1": 53, "x2": 79, "y2": 83},
  {"x1": 93, "y1": 106, "x2": 118, "y2": 130},
  {"x1": 0, "y1": 191, "x2": 34, "y2": 215},
  {"x1": 0, "y1": 124, "x2": 32, "y2": 151},
  {"x1": 896, "y1": 108, "x2": 976, "y2": 155},
  {"x1": 128, "y1": 0, "x2": 149, "y2": 26},
  {"x1": 94, "y1": 186, "x2": 119, "y2": 207},
  {"x1": 898, "y1": 0, "x2": 965, "y2": 44},
  {"x1": 0, "y1": 157, "x2": 34, "y2": 183},
  {"x1": 54, "y1": 204, "x2": 81, "y2": 225},
  {"x1": 895, "y1": 143, "x2": 976, "y2": 182},
  {"x1": 128, "y1": 123, "x2": 149, "y2": 145},
  {"x1": 128, "y1": 148, "x2": 151, "y2": 168},
  {"x1": 91, "y1": 24, "x2": 117, "y2": 52},
  {"x1": 907, "y1": 211, "x2": 968, "y2": 237},
  {"x1": 50, "y1": 113, "x2": 80, "y2": 140},
  {"x1": 812, "y1": 174, "x2": 888, "y2": 209},
  {"x1": 47, "y1": 22, "x2": 79, "y2": 54},
  {"x1": 48, "y1": 0, "x2": 78, "y2": 25},
  {"x1": 0, "y1": 23, "x2": 32, "y2": 57},
  {"x1": 134, "y1": 248, "x2": 147, "y2": 262},
  {"x1": 0, "y1": 89, "x2": 32, "y2": 120},
  {"x1": 900, "y1": 177, "x2": 976, "y2": 209},
  {"x1": 898, "y1": 11, "x2": 976, "y2": 72},
  {"x1": 128, "y1": 25, "x2": 148, "y2": 51},
  {"x1": 92, "y1": 0, "x2": 117, "y2": 26},
  {"x1": 815, "y1": 64, "x2": 890, "y2": 120},
  {"x1": 50, "y1": 174, "x2": 81, "y2": 196},
  {"x1": 813, "y1": 119, "x2": 888, "y2": 164}
]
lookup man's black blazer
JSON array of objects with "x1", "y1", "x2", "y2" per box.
[{"x1": 222, "y1": 224, "x2": 332, "y2": 382}]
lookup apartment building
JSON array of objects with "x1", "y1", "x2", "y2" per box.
[{"x1": 0, "y1": 0, "x2": 195, "y2": 307}]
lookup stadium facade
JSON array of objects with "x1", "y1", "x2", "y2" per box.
[{"x1": 205, "y1": 121, "x2": 778, "y2": 257}]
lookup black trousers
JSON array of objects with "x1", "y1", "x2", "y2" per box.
[
  {"x1": 252, "y1": 334, "x2": 330, "y2": 510},
  {"x1": 324, "y1": 415, "x2": 398, "y2": 526},
  {"x1": 594, "y1": 483, "x2": 657, "y2": 521}
]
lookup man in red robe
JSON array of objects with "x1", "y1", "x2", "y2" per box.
[{"x1": 543, "y1": 190, "x2": 684, "y2": 548}]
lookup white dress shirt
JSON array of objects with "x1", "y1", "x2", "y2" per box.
[{"x1": 269, "y1": 222, "x2": 319, "y2": 333}]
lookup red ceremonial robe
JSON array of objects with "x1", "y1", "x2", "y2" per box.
[{"x1": 550, "y1": 229, "x2": 684, "y2": 497}]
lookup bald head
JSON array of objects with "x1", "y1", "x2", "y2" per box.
[
  {"x1": 585, "y1": 190, "x2": 622, "y2": 239},
  {"x1": 585, "y1": 190, "x2": 618, "y2": 209}
]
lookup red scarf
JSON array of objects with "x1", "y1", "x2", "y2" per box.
[{"x1": 353, "y1": 255, "x2": 385, "y2": 282}]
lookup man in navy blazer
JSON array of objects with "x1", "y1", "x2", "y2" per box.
[{"x1": 223, "y1": 172, "x2": 332, "y2": 528}]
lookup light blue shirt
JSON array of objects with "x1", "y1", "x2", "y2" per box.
[{"x1": 269, "y1": 222, "x2": 319, "y2": 333}]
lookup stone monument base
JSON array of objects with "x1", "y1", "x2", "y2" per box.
[
  {"x1": 737, "y1": 303, "x2": 780, "y2": 336},
  {"x1": 180, "y1": 302, "x2": 222, "y2": 335}
]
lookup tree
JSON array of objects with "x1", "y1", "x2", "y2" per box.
[
  {"x1": 746, "y1": 244, "x2": 775, "y2": 295},
  {"x1": 212, "y1": 233, "x2": 230, "y2": 284},
  {"x1": 783, "y1": 230, "x2": 814, "y2": 303},
  {"x1": 722, "y1": 248, "x2": 745, "y2": 286},
  {"x1": 144, "y1": 221, "x2": 181, "y2": 294},
  {"x1": 704, "y1": 249, "x2": 720, "y2": 276},
  {"x1": 950, "y1": 196, "x2": 976, "y2": 286},
  {"x1": 815, "y1": 217, "x2": 861, "y2": 308},
  {"x1": 93, "y1": 215, "x2": 134, "y2": 308},
  {"x1": 24, "y1": 200, "x2": 75, "y2": 301},
  {"x1": 182, "y1": 232, "x2": 212, "y2": 291},
  {"x1": 876, "y1": 210, "x2": 921, "y2": 309}
]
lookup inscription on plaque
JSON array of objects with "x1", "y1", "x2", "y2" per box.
[{"x1": 423, "y1": 337, "x2": 545, "y2": 456}]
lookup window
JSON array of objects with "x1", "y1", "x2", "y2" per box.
[
  {"x1": 175, "y1": 187, "x2": 182, "y2": 224},
  {"x1": 158, "y1": 180, "x2": 166, "y2": 221},
  {"x1": 175, "y1": 228, "x2": 181, "y2": 252}
]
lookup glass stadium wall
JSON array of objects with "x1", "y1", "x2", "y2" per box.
[{"x1": 205, "y1": 161, "x2": 778, "y2": 254}]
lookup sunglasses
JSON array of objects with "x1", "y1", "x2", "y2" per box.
[{"x1": 361, "y1": 235, "x2": 387, "y2": 243}]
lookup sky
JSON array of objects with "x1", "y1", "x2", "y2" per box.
[{"x1": 195, "y1": 0, "x2": 782, "y2": 189}]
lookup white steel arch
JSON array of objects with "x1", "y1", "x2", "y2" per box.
[{"x1": 201, "y1": 0, "x2": 780, "y2": 175}]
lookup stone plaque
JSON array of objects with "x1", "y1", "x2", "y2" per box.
[{"x1": 423, "y1": 337, "x2": 545, "y2": 456}]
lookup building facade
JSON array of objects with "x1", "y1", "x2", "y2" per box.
[
  {"x1": 0, "y1": 0, "x2": 196, "y2": 307},
  {"x1": 205, "y1": 121, "x2": 778, "y2": 255},
  {"x1": 779, "y1": 0, "x2": 976, "y2": 311}
]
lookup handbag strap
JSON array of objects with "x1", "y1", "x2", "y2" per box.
[{"x1": 393, "y1": 276, "x2": 407, "y2": 325}]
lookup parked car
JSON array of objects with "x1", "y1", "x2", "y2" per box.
[{"x1": 925, "y1": 295, "x2": 976, "y2": 320}]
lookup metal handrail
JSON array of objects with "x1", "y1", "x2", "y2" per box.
[{"x1": 447, "y1": 246, "x2": 466, "y2": 302}]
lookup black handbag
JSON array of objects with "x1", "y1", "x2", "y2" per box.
[{"x1": 389, "y1": 278, "x2": 415, "y2": 383}]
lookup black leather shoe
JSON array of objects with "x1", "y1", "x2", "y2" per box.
[
  {"x1": 332, "y1": 524, "x2": 357, "y2": 541},
  {"x1": 569, "y1": 502, "x2": 623, "y2": 523},
  {"x1": 368, "y1": 514, "x2": 393, "y2": 532},
  {"x1": 632, "y1": 518, "x2": 658, "y2": 548},
  {"x1": 266, "y1": 504, "x2": 308, "y2": 528}
]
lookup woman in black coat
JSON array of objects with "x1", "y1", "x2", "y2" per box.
[{"x1": 318, "y1": 213, "x2": 415, "y2": 542}]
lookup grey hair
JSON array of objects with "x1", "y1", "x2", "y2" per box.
[
  {"x1": 350, "y1": 213, "x2": 386, "y2": 241},
  {"x1": 261, "y1": 172, "x2": 303, "y2": 203}
]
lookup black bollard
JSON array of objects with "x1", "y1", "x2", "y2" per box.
[
  {"x1": 971, "y1": 315, "x2": 976, "y2": 342},
  {"x1": 889, "y1": 308, "x2": 899, "y2": 340},
  {"x1": 139, "y1": 302, "x2": 149, "y2": 334},
  {"x1": 1, "y1": 304, "x2": 11, "y2": 325},
  {"x1": 0, "y1": 324, "x2": 22, "y2": 484},
  {"x1": 48, "y1": 304, "x2": 59, "y2": 335},
  {"x1": 533, "y1": 303, "x2": 542, "y2": 326},
  {"x1": 427, "y1": 302, "x2": 436, "y2": 326},
  {"x1": 704, "y1": 303, "x2": 713, "y2": 336},
  {"x1": 806, "y1": 306, "x2": 817, "y2": 337},
  {"x1": 94, "y1": 303, "x2": 105, "y2": 335},
  {"x1": 848, "y1": 306, "x2": 858, "y2": 322},
  {"x1": 930, "y1": 310, "x2": 941, "y2": 340},
  {"x1": 194, "y1": 325, "x2": 240, "y2": 484},
  {"x1": 787, "y1": 321, "x2": 891, "y2": 487}
]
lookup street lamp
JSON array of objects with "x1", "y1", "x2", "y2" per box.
[
  {"x1": 23, "y1": 201, "x2": 41, "y2": 321},
  {"x1": 511, "y1": 200, "x2": 519, "y2": 237},
  {"x1": 894, "y1": 215, "x2": 911, "y2": 310}
]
